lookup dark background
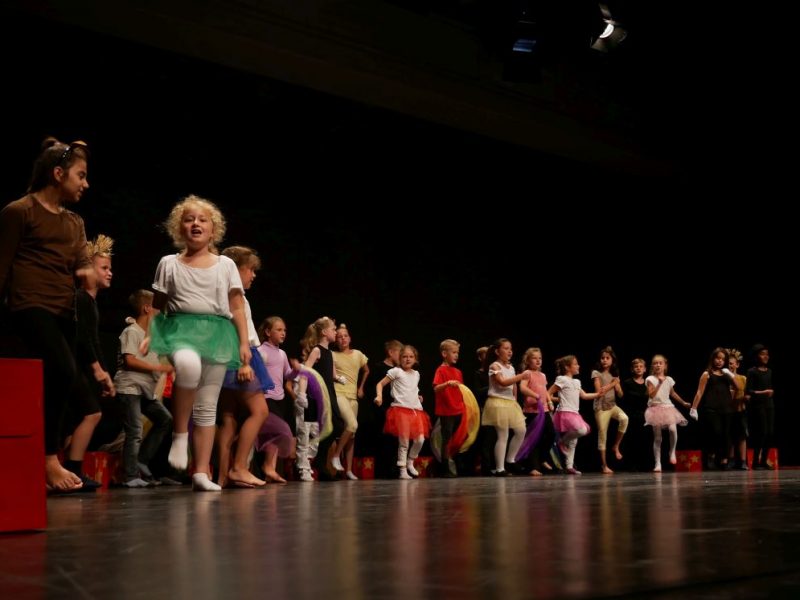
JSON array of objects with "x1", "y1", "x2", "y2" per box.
[{"x1": 1, "y1": 7, "x2": 791, "y2": 465}]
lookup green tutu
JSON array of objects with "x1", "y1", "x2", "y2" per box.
[{"x1": 150, "y1": 313, "x2": 241, "y2": 369}]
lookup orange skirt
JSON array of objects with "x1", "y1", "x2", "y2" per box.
[{"x1": 384, "y1": 406, "x2": 431, "y2": 439}]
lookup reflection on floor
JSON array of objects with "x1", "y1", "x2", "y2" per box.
[{"x1": 2, "y1": 471, "x2": 800, "y2": 599}]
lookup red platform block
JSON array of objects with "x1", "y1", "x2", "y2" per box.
[
  {"x1": 747, "y1": 448, "x2": 779, "y2": 469},
  {"x1": 0, "y1": 358, "x2": 46, "y2": 532},
  {"x1": 352, "y1": 456, "x2": 375, "y2": 480},
  {"x1": 81, "y1": 452, "x2": 123, "y2": 489},
  {"x1": 674, "y1": 450, "x2": 702, "y2": 472},
  {"x1": 413, "y1": 456, "x2": 436, "y2": 478}
]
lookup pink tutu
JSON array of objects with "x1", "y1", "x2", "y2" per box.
[
  {"x1": 384, "y1": 406, "x2": 431, "y2": 439},
  {"x1": 645, "y1": 405, "x2": 688, "y2": 428},
  {"x1": 552, "y1": 411, "x2": 591, "y2": 435}
]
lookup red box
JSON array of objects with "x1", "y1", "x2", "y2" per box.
[
  {"x1": 747, "y1": 448, "x2": 779, "y2": 469},
  {"x1": 352, "y1": 456, "x2": 375, "y2": 480},
  {"x1": 81, "y1": 452, "x2": 123, "y2": 489},
  {"x1": 674, "y1": 450, "x2": 702, "y2": 472},
  {"x1": 0, "y1": 358, "x2": 46, "y2": 532},
  {"x1": 413, "y1": 456, "x2": 436, "y2": 478}
]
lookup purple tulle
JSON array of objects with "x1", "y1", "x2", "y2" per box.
[
  {"x1": 222, "y1": 346, "x2": 275, "y2": 394},
  {"x1": 515, "y1": 398, "x2": 545, "y2": 461},
  {"x1": 255, "y1": 413, "x2": 293, "y2": 457}
]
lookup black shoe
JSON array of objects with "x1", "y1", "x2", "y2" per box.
[
  {"x1": 491, "y1": 469, "x2": 508, "y2": 477},
  {"x1": 77, "y1": 474, "x2": 101, "y2": 491}
]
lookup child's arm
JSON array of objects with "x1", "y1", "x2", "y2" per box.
[
  {"x1": 228, "y1": 290, "x2": 252, "y2": 376},
  {"x1": 304, "y1": 346, "x2": 321, "y2": 369},
  {"x1": 490, "y1": 363, "x2": 531, "y2": 387},
  {"x1": 123, "y1": 354, "x2": 173, "y2": 375},
  {"x1": 669, "y1": 388, "x2": 691, "y2": 408},
  {"x1": 689, "y1": 372, "x2": 710, "y2": 419},
  {"x1": 646, "y1": 377, "x2": 664, "y2": 399},
  {"x1": 139, "y1": 291, "x2": 168, "y2": 355},
  {"x1": 375, "y1": 375, "x2": 391, "y2": 406},
  {"x1": 357, "y1": 363, "x2": 370, "y2": 399}
]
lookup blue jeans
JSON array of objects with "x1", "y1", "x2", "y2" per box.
[{"x1": 118, "y1": 393, "x2": 173, "y2": 479}]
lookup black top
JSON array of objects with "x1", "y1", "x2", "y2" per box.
[{"x1": 621, "y1": 378, "x2": 648, "y2": 413}]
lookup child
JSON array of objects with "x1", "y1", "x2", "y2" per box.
[
  {"x1": 66, "y1": 234, "x2": 117, "y2": 489},
  {"x1": 113, "y1": 290, "x2": 174, "y2": 487},
  {"x1": 726, "y1": 349, "x2": 749, "y2": 470},
  {"x1": 746, "y1": 344, "x2": 774, "y2": 469},
  {"x1": 144, "y1": 195, "x2": 251, "y2": 492},
  {"x1": 297, "y1": 316, "x2": 345, "y2": 481},
  {"x1": 0, "y1": 138, "x2": 92, "y2": 491},
  {"x1": 690, "y1": 347, "x2": 741, "y2": 470},
  {"x1": 375, "y1": 345, "x2": 431, "y2": 479},
  {"x1": 216, "y1": 245, "x2": 272, "y2": 488},
  {"x1": 364, "y1": 339, "x2": 403, "y2": 479},
  {"x1": 518, "y1": 347, "x2": 555, "y2": 475},
  {"x1": 591, "y1": 346, "x2": 628, "y2": 474},
  {"x1": 549, "y1": 355, "x2": 611, "y2": 475},
  {"x1": 481, "y1": 338, "x2": 529, "y2": 476},
  {"x1": 333, "y1": 324, "x2": 369, "y2": 480},
  {"x1": 621, "y1": 358, "x2": 651, "y2": 471},
  {"x1": 432, "y1": 339, "x2": 465, "y2": 478},
  {"x1": 257, "y1": 316, "x2": 299, "y2": 483},
  {"x1": 644, "y1": 355, "x2": 690, "y2": 472}
]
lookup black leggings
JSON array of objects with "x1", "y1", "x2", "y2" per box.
[{"x1": 13, "y1": 308, "x2": 89, "y2": 454}]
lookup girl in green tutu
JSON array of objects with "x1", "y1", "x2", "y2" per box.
[{"x1": 142, "y1": 195, "x2": 252, "y2": 491}]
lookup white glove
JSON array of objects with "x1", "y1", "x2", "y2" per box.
[
  {"x1": 296, "y1": 393, "x2": 308, "y2": 409},
  {"x1": 335, "y1": 375, "x2": 347, "y2": 385},
  {"x1": 721, "y1": 368, "x2": 734, "y2": 379},
  {"x1": 689, "y1": 408, "x2": 698, "y2": 421}
]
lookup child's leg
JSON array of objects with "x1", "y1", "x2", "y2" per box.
[
  {"x1": 595, "y1": 409, "x2": 612, "y2": 472},
  {"x1": 506, "y1": 425, "x2": 527, "y2": 466},
  {"x1": 563, "y1": 427, "x2": 588, "y2": 473},
  {"x1": 406, "y1": 435, "x2": 425, "y2": 476},
  {"x1": 668, "y1": 425, "x2": 678, "y2": 464},
  {"x1": 262, "y1": 444, "x2": 287, "y2": 483},
  {"x1": 296, "y1": 419, "x2": 313, "y2": 479},
  {"x1": 215, "y1": 390, "x2": 237, "y2": 486},
  {"x1": 493, "y1": 427, "x2": 509, "y2": 473},
  {"x1": 139, "y1": 398, "x2": 173, "y2": 473},
  {"x1": 190, "y1": 362, "x2": 227, "y2": 491},
  {"x1": 611, "y1": 407, "x2": 629, "y2": 461},
  {"x1": 229, "y1": 391, "x2": 268, "y2": 487},
  {"x1": 169, "y1": 349, "x2": 202, "y2": 469},
  {"x1": 65, "y1": 411, "x2": 102, "y2": 477},
  {"x1": 652, "y1": 427, "x2": 663, "y2": 471},
  {"x1": 397, "y1": 437, "x2": 412, "y2": 479},
  {"x1": 119, "y1": 394, "x2": 145, "y2": 481}
]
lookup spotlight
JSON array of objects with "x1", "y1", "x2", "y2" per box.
[{"x1": 591, "y1": 3, "x2": 627, "y2": 52}]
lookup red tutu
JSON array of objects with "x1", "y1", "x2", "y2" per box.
[{"x1": 384, "y1": 406, "x2": 431, "y2": 439}]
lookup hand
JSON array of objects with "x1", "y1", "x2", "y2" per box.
[
  {"x1": 765, "y1": 389, "x2": 774, "y2": 398},
  {"x1": 289, "y1": 358, "x2": 302, "y2": 372},
  {"x1": 357, "y1": 388, "x2": 364, "y2": 399},
  {"x1": 239, "y1": 345, "x2": 252, "y2": 368},
  {"x1": 374, "y1": 396, "x2": 382, "y2": 407},
  {"x1": 161, "y1": 363, "x2": 175, "y2": 375},
  {"x1": 335, "y1": 375, "x2": 347, "y2": 385},
  {"x1": 689, "y1": 408, "x2": 698, "y2": 421},
  {"x1": 721, "y1": 368, "x2": 734, "y2": 378},
  {"x1": 450, "y1": 380, "x2": 459, "y2": 387},
  {"x1": 237, "y1": 364, "x2": 254, "y2": 382}
]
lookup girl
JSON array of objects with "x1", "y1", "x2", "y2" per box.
[
  {"x1": 690, "y1": 348, "x2": 741, "y2": 470},
  {"x1": 333, "y1": 324, "x2": 369, "y2": 480},
  {"x1": 144, "y1": 195, "x2": 251, "y2": 491},
  {"x1": 66, "y1": 234, "x2": 117, "y2": 489},
  {"x1": 746, "y1": 344, "x2": 774, "y2": 470},
  {"x1": 549, "y1": 355, "x2": 611, "y2": 475},
  {"x1": 518, "y1": 347, "x2": 555, "y2": 476},
  {"x1": 375, "y1": 345, "x2": 431, "y2": 479},
  {"x1": 257, "y1": 316, "x2": 298, "y2": 483},
  {"x1": 644, "y1": 355, "x2": 690, "y2": 472},
  {"x1": 726, "y1": 349, "x2": 749, "y2": 470},
  {"x1": 481, "y1": 338, "x2": 529, "y2": 476},
  {"x1": 0, "y1": 138, "x2": 92, "y2": 492},
  {"x1": 591, "y1": 346, "x2": 627, "y2": 474},
  {"x1": 621, "y1": 358, "x2": 651, "y2": 471},
  {"x1": 216, "y1": 245, "x2": 272, "y2": 488},
  {"x1": 298, "y1": 316, "x2": 345, "y2": 480}
]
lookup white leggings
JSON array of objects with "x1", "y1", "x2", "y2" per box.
[
  {"x1": 562, "y1": 427, "x2": 589, "y2": 469},
  {"x1": 172, "y1": 348, "x2": 227, "y2": 427},
  {"x1": 494, "y1": 425, "x2": 526, "y2": 471},
  {"x1": 653, "y1": 425, "x2": 678, "y2": 465}
]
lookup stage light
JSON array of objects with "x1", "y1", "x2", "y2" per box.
[{"x1": 591, "y1": 3, "x2": 627, "y2": 52}]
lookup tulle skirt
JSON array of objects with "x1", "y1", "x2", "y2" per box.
[
  {"x1": 384, "y1": 406, "x2": 431, "y2": 439},
  {"x1": 645, "y1": 405, "x2": 688, "y2": 428},
  {"x1": 150, "y1": 313, "x2": 240, "y2": 368},
  {"x1": 552, "y1": 410, "x2": 592, "y2": 435},
  {"x1": 222, "y1": 346, "x2": 275, "y2": 394},
  {"x1": 482, "y1": 396, "x2": 526, "y2": 429},
  {"x1": 256, "y1": 413, "x2": 294, "y2": 457}
]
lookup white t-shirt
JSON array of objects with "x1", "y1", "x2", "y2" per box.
[
  {"x1": 488, "y1": 363, "x2": 516, "y2": 400},
  {"x1": 243, "y1": 296, "x2": 259, "y2": 347},
  {"x1": 153, "y1": 254, "x2": 243, "y2": 317},
  {"x1": 387, "y1": 367, "x2": 423, "y2": 410},
  {"x1": 554, "y1": 375, "x2": 582, "y2": 413},
  {"x1": 645, "y1": 375, "x2": 676, "y2": 407}
]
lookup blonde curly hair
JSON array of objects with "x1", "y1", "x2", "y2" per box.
[
  {"x1": 87, "y1": 234, "x2": 114, "y2": 258},
  {"x1": 164, "y1": 194, "x2": 226, "y2": 252}
]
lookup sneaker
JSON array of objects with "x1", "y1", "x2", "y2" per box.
[
  {"x1": 331, "y1": 456, "x2": 344, "y2": 472},
  {"x1": 299, "y1": 470, "x2": 314, "y2": 482},
  {"x1": 491, "y1": 469, "x2": 508, "y2": 477},
  {"x1": 345, "y1": 471, "x2": 358, "y2": 480},
  {"x1": 137, "y1": 462, "x2": 154, "y2": 479},
  {"x1": 447, "y1": 459, "x2": 458, "y2": 477},
  {"x1": 398, "y1": 469, "x2": 413, "y2": 480},
  {"x1": 159, "y1": 476, "x2": 183, "y2": 486},
  {"x1": 79, "y1": 474, "x2": 101, "y2": 490},
  {"x1": 123, "y1": 478, "x2": 150, "y2": 488},
  {"x1": 144, "y1": 477, "x2": 163, "y2": 487},
  {"x1": 407, "y1": 460, "x2": 419, "y2": 477}
]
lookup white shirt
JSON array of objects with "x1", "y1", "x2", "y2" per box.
[
  {"x1": 387, "y1": 367, "x2": 423, "y2": 410},
  {"x1": 153, "y1": 254, "x2": 242, "y2": 317}
]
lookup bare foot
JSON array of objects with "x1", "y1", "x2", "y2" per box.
[
  {"x1": 542, "y1": 461, "x2": 553, "y2": 471},
  {"x1": 228, "y1": 468, "x2": 266, "y2": 487},
  {"x1": 669, "y1": 453, "x2": 677, "y2": 465},
  {"x1": 45, "y1": 457, "x2": 83, "y2": 491},
  {"x1": 613, "y1": 446, "x2": 623, "y2": 460},
  {"x1": 529, "y1": 469, "x2": 543, "y2": 476},
  {"x1": 263, "y1": 469, "x2": 287, "y2": 484},
  {"x1": 601, "y1": 465, "x2": 614, "y2": 474}
]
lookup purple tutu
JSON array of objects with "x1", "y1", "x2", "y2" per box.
[
  {"x1": 645, "y1": 405, "x2": 688, "y2": 428},
  {"x1": 222, "y1": 346, "x2": 275, "y2": 394},
  {"x1": 256, "y1": 413, "x2": 294, "y2": 458}
]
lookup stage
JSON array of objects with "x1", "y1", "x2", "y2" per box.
[{"x1": 2, "y1": 471, "x2": 799, "y2": 599}]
